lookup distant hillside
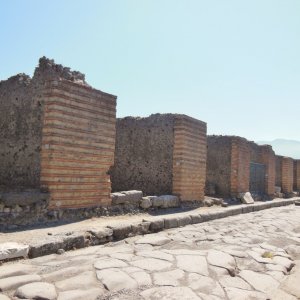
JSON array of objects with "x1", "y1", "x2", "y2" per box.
[{"x1": 257, "y1": 139, "x2": 300, "y2": 159}]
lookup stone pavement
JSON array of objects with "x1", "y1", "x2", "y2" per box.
[{"x1": 0, "y1": 205, "x2": 299, "y2": 299}]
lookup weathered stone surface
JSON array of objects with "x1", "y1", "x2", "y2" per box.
[
  {"x1": 136, "y1": 250, "x2": 173, "y2": 262},
  {"x1": 131, "y1": 258, "x2": 172, "y2": 271},
  {"x1": 0, "y1": 264, "x2": 37, "y2": 279},
  {"x1": 219, "y1": 275, "x2": 251, "y2": 290},
  {"x1": 239, "y1": 270, "x2": 280, "y2": 293},
  {"x1": 129, "y1": 271, "x2": 152, "y2": 286},
  {"x1": 207, "y1": 250, "x2": 236, "y2": 275},
  {"x1": 225, "y1": 287, "x2": 266, "y2": 300},
  {"x1": 164, "y1": 217, "x2": 178, "y2": 229},
  {"x1": 94, "y1": 258, "x2": 128, "y2": 269},
  {"x1": 140, "y1": 197, "x2": 152, "y2": 209},
  {"x1": 88, "y1": 228, "x2": 113, "y2": 240},
  {"x1": 239, "y1": 192, "x2": 254, "y2": 204},
  {"x1": 157, "y1": 195, "x2": 179, "y2": 208},
  {"x1": 176, "y1": 255, "x2": 209, "y2": 275},
  {"x1": 153, "y1": 269, "x2": 185, "y2": 286},
  {"x1": 57, "y1": 288, "x2": 105, "y2": 300},
  {"x1": 96, "y1": 268, "x2": 138, "y2": 291},
  {"x1": 149, "y1": 219, "x2": 165, "y2": 232},
  {"x1": 55, "y1": 271, "x2": 98, "y2": 291},
  {"x1": 109, "y1": 224, "x2": 132, "y2": 240},
  {"x1": 135, "y1": 234, "x2": 171, "y2": 246},
  {"x1": 269, "y1": 288, "x2": 298, "y2": 300},
  {"x1": 0, "y1": 274, "x2": 41, "y2": 291},
  {"x1": 0, "y1": 242, "x2": 29, "y2": 260},
  {"x1": 42, "y1": 266, "x2": 91, "y2": 282},
  {"x1": 281, "y1": 261, "x2": 300, "y2": 298},
  {"x1": 177, "y1": 215, "x2": 192, "y2": 227},
  {"x1": 140, "y1": 286, "x2": 200, "y2": 300},
  {"x1": 111, "y1": 190, "x2": 142, "y2": 205},
  {"x1": 14, "y1": 282, "x2": 57, "y2": 300}
]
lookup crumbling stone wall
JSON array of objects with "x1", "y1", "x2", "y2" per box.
[
  {"x1": 0, "y1": 57, "x2": 116, "y2": 225},
  {"x1": 207, "y1": 136, "x2": 275, "y2": 198},
  {"x1": 111, "y1": 114, "x2": 207, "y2": 201},
  {"x1": 0, "y1": 74, "x2": 43, "y2": 190},
  {"x1": 206, "y1": 136, "x2": 232, "y2": 197},
  {"x1": 294, "y1": 160, "x2": 300, "y2": 191}
]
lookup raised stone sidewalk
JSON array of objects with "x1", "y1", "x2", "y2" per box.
[{"x1": 0, "y1": 198, "x2": 298, "y2": 261}]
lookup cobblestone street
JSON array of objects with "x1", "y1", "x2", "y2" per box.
[{"x1": 1, "y1": 205, "x2": 300, "y2": 300}]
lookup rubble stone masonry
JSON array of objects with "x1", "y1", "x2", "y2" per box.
[
  {"x1": 207, "y1": 136, "x2": 276, "y2": 198},
  {"x1": 111, "y1": 114, "x2": 207, "y2": 201},
  {"x1": 0, "y1": 57, "x2": 116, "y2": 212}
]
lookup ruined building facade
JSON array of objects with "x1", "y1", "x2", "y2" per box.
[
  {"x1": 294, "y1": 160, "x2": 300, "y2": 191},
  {"x1": 111, "y1": 114, "x2": 207, "y2": 201},
  {"x1": 206, "y1": 136, "x2": 276, "y2": 198},
  {"x1": 276, "y1": 156, "x2": 294, "y2": 195},
  {"x1": 0, "y1": 57, "x2": 116, "y2": 218}
]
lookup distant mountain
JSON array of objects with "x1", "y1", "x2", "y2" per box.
[{"x1": 257, "y1": 139, "x2": 300, "y2": 159}]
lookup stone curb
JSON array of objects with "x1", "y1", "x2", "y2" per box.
[{"x1": 1, "y1": 198, "x2": 298, "y2": 261}]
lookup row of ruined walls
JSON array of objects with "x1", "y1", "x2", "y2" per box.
[
  {"x1": 0, "y1": 57, "x2": 299, "y2": 228},
  {"x1": 206, "y1": 135, "x2": 298, "y2": 199}
]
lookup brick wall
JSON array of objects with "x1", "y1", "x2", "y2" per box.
[
  {"x1": 172, "y1": 115, "x2": 207, "y2": 201},
  {"x1": 0, "y1": 57, "x2": 116, "y2": 211},
  {"x1": 259, "y1": 145, "x2": 276, "y2": 195},
  {"x1": 294, "y1": 160, "x2": 300, "y2": 191},
  {"x1": 40, "y1": 80, "x2": 116, "y2": 209},
  {"x1": 111, "y1": 114, "x2": 207, "y2": 201},
  {"x1": 275, "y1": 156, "x2": 282, "y2": 187},
  {"x1": 281, "y1": 157, "x2": 294, "y2": 194},
  {"x1": 207, "y1": 136, "x2": 275, "y2": 198},
  {"x1": 230, "y1": 137, "x2": 250, "y2": 196}
]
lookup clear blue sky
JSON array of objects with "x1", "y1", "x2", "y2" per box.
[{"x1": 1, "y1": 0, "x2": 299, "y2": 142}]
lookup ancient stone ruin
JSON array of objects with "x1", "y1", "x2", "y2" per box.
[
  {"x1": 0, "y1": 57, "x2": 116, "y2": 227},
  {"x1": 206, "y1": 135, "x2": 276, "y2": 199},
  {"x1": 0, "y1": 57, "x2": 299, "y2": 229},
  {"x1": 111, "y1": 114, "x2": 207, "y2": 202}
]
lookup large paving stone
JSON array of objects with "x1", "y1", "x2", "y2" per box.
[
  {"x1": 176, "y1": 255, "x2": 209, "y2": 275},
  {"x1": 219, "y1": 275, "x2": 252, "y2": 290},
  {"x1": 135, "y1": 234, "x2": 171, "y2": 246},
  {"x1": 0, "y1": 264, "x2": 37, "y2": 279},
  {"x1": 0, "y1": 295, "x2": 10, "y2": 300},
  {"x1": 281, "y1": 261, "x2": 300, "y2": 298},
  {"x1": 94, "y1": 258, "x2": 128, "y2": 269},
  {"x1": 268, "y1": 288, "x2": 298, "y2": 300},
  {"x1": 57, "y1": 288, "x2": 105, "y2": 300},
  {"x1": 42, "y1": 265, "x2": 92, "y2": 281},
  {"x1": 239, "y1": 269, "x2": 280, "y2": 294},
  {"x1": 136, "y1": 250, "x2": 174, "y2": 261},
  {"x1": 187, "y1": 273, "x2": 224, "y2": 298},
  {"x1": 131, "y1": 258, "x2": 172, "y2": 271},
  {"x1": 129, "y1": 271, "x2": 152, "y2": 286},
  {"x1": 239, "y1": 192, "x2": 254, "y2": 204},
  {"x1": 55, "y1": 271, "x2": 99, "y2": 291},
  {"x1": 0, "y1": 274, "x2": 41, "y2": 291},
  {"x1": 96, "y1": 268, "x2": 138, "y2": 291},
  {"x1": 225, "y1": 287, "x2": 266, "y2": 300},
  {"x1": 0, "y1": 242, "x2": 29, "y2": 260},
  {"x1": 140, "y1": 286, "x2": 201, "y2": 300},
  {"x1": 14, "y1": 282, "x2": 57, "y2": 300},
  {"x1": 153, "y1": 269, "x2": 185, "y2": 286},
  {"x1": 207, "y1": 250, "x2": 236, "y2": 275}
]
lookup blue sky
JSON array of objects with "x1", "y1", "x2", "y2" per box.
[{"x1": 0, "y1": 0, "x2": 299, "y2": 142}]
